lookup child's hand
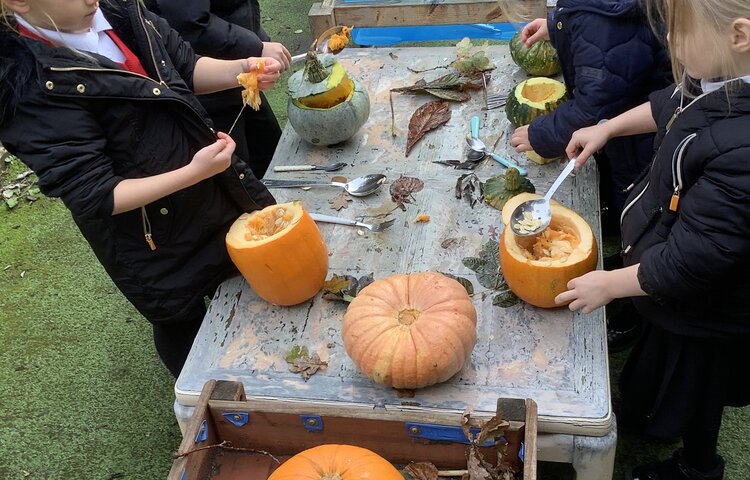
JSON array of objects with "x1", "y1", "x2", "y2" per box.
[
  {"x1": 243, "y1": 57, "x2": 283, "y2": 90},
  {"x1": 189, "y1": 132, "x2": 236, "y2": 180},
  {"x1": 521, "y1": 18, "x2": 549, "y2": 46},
  {"x1": 510, "y1": 125, "x2": 532, "y2": 152},
  {"x1": 261, "y1": 42, "x2": 292, "y2": 72},
  {"x1": 555, "y1": 270, "x2": 614, "y2": 314},
  {"x1": 566, "y1": 124, "x2": 610, "y2": 169}
]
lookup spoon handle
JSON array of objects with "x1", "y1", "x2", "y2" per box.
[
  {"x1": 290, "y1": 53, "x2": 307, "y2": 64},
  {"x1": 487, "y1": 152, "x2": 528, "y2": 177},
  {"x1": 273, "y1": 165, "x2": 317, "y2": 172},
  {"x1": 544, "y1": 158, "x2": 577, "y2": 202},
  {"x1": 470, "y1": 116, "x2": 480, "y2": 138}
]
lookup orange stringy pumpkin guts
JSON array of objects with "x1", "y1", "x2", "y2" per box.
[
  {"x1": 236, "y1": 59, "x2": 265, "y2": 111},
  {"x1": 327, "y1": 26, "x2": 353, "y2": 53}
]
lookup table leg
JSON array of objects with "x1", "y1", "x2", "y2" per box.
[{"x1": 572, "y1": 417, "x2": 618, "y2": 480}]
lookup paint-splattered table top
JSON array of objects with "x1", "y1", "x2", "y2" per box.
[{"x1": 177, "y1": 45, "x2": 611, "y2": 436}]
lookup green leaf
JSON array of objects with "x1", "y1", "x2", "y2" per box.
[
  {"x1": 423, "y1": 88, "x2": 470, "y2": 102},
  {"x1": 441, "y1": 273, "x2": 474, "y2": 295},
  {"x1": 462, "y1": 257, "x2": 485, "y2": 272},
  {"x1": 462, "y1": 239, "x2": 505, "y2": 290},
  {"x1": 493, "y1": 289, "x2": 520, "y2": 308},
  {"x1": 284, "y1": 345, "x2": 309, "y2": 363}
]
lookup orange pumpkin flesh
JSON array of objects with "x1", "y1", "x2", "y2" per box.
[
  {"x1": 343, "y1": 272, "x2": 477, "y2": 389},
  {"x1": 500, "y1": 193, "x2": 597, "y2": 308},
  {"x1": 268, "y1": 444, "x2": 403, "y2": 480},
  {"x1": 226, "y1": 202, "x2": 328, "y2": 306}
]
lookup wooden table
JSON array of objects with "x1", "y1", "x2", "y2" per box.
[{"x1": 174, "y1": 45, "x2": 616, "y2": 480}]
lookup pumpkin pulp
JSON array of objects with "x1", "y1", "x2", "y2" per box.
[
  {"x1": 225, "y1": 202, "x2": 328, "y2": 306},
  {"x1": 499, "y1": 193, "x2": 597, "y2": 308},
  {"x1": 505, "y1": 77, "x2": 567, "y2": 127}
]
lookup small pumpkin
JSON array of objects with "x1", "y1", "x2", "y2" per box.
[
  {"x1": 226, "y1": 202, "x2": 328, "y2": 306},
  {"x1": 268, "y1": 444, "x2": 403, "y2": 480},
  {"x1": 525, "y1": 150, "x2": 557, "y2": 165},
  {"x1": 342, "y1": 272, "x2": 477, "y2": 389},
  {"x1": 509, "y1": 32, "x2": 561, "y2": 77},
  {"x1": 499, "y1": 193, "x2": 597, "y2": 308},
  {"x1": 483, "y1": 168, "x2": 536, "y2": 211},
  {"x1": 505, "y1": 77, "x2": 567, "y2": 127},
  {"x1": 287, "y1": 52, "x2": 370, "y2": 146}
]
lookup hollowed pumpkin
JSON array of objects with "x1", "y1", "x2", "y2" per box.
[
  {"x1": 509, "y1": 32, "x2": 561, "y2": 77},
  {"x1": 499, "y1": 193, "x2": 597, "y2": 308},
  {"x1": 505, "y1": 77, "x2": 567, "y2": 127},
  {"x1": 287, "y1": 52, "x2": 370, "y2": 145},
  {"x1": 226, "y1": 202, "x2": 328, "y2": 306},
  {"x1": 342, "y1": 272, "x2": 477, "y2": 389},
  {"x1": 268, "y1": 444, "x2": 403, "y2": 480}
]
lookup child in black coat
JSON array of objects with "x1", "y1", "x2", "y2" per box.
[{"x1": 558, "y1": 0, "x2": 750, "y2": 478}]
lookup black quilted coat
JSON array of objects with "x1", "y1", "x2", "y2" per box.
[
  {"x1": 623, "y1": 82, "x2": 750, "y2": 338},
  {"x1": 0, "y1": 0, "x2": 274, "y2": 324}
]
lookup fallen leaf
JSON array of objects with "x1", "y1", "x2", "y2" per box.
[
  {"x1": 406, "y1": 100, "x2": 451, "y2": 156},
  {"x1": 433, "y1": 160, "x2": 478, "y2": 170},
  {"x1": 294, "y1": 29, "x2": 303, "y2": 34},
  {"x1": 329, "y1": 191, "x2": 352, "y2": 211},
  {"x1": 455, "y1": 173, "x2": 483, "y2": 208},
  {"x1": 322, "y1": 273, "x2": 374, "y2": 302},
  {"x1": 404, "y1": 462, "x2": 439, "y2": 480},
  {"x1": 285, "y1": 345, "x2": 327, "y2": 381},
  {"x1": 441, "y1": 273, "x2": 474, "y2": 295},
  {"x1": 390, "y1": 175, "x2": 424, "y2": 211},
  {"x1": 389, "y1": 52, "x2": 399, "y2": 60}
]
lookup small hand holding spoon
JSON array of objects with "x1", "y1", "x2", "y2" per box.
[
  {"x1": 466, "y1": 136, "x2": 528, "y2": 176},
  {"x1": 261, "y1": 174, "x2": 386, "y2": 197},
  {"x1": 273, "y1": 162, "x2": 347, "y2": 172},
  {"x1": 510, "y1": 158, "x2": 577, "y2": 237}
]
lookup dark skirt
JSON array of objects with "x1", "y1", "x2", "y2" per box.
[{"x1": 618, "y1": 322, "x2": 750, "y2": 440}]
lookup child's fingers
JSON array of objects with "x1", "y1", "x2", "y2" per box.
[{"x1": 554, "y1": 289, "x2": 575, "y2": 305}]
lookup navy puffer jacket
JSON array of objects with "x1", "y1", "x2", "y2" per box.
[{"x1": 528, "y1": 0, "x2": 671, "y2": 183}]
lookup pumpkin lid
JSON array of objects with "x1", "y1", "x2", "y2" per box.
[{"x1": 288, "y1": 54, "x2": 347, "y2": 99}]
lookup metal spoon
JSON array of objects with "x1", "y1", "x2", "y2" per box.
[
  {"x1": 261, "y1": 174, "x2": 386, "y2": 197},
  {"x1": 466, "y1": 116, "x2": 485, "y2": 162},
  {"x1": 509, "y1": 158, "x2": 576, "y2": 237},
  {"x1": 466, "y1": 136, "x2": 528, "y2": 176},
  {"x1": 273, "y1": 162, "x2": 347, "y2": 172},
  {"x1": 291, "y1": 25, "x2": 350, "y2": 63}
]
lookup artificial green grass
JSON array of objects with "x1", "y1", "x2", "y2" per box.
[{"x1": 1, "y1": 1, "x2": 749, "y2": 478}]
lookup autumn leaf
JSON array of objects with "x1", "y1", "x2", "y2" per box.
[
  {"x1": 404, "y1": 462, "x2": 439, "y2": 480},
  {"x1": 284, "y1": 345, "x2": 328, "y2": 381},
  {"x1": 441, "y1": 272, "x2": 474, "y2": 295},
  {"x1": 390, "y1": 175, "x2": 424, "y2": 211},
  {"x1": 406, "y1": 100, "x2": 451, "y2": 156},
  {"x1": 329, "y1": 191, "x2": 352, "y2": 211},
  {"x1": 455, "y1": 173, "x2": 483, "y2": 208},
  {"x1": 322, "y1": 273, "x2": 374, "y2": 302}
]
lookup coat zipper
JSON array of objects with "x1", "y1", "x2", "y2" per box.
[
  {"x1": 620, "y1": 180, "x2": 651, "y2": 254},
  {"x1": 141, "y1": 207, "x2": 156, "y2": 251},
  {"x1": 669, "y1": 133, "x2": 696, "y2": 212},
  {"x1": 134, "y1": 2, "x2": 166, "y2": 86}
]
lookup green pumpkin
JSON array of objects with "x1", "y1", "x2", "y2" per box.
[
  {"x1": 509, "y1": 32, "x2": 561, "y2": 77},
  {"x1": 505, "y1": 77, "x2": 567, "y2": 128},
  {"x1": 483, "y1": 168, "x2": 536, "y2": 211},
  {"x1": 287, "y1": 52, "x2": 370, "y2": 145}
]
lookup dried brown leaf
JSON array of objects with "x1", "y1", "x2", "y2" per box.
[
  {"x1": 475, "y1": 414, "x2": 510, "y2": 446},
  {"x1": 405, "y1": 462, "x2": 439, "y2": 480},
  {"x1": 390, "y1": 175, "x2": 424, "y2": 211},
  {"x1": 284, "y1": 345, "x2": 327, "y2": 381},
  {"x1": 329, "y1": 191, "x2": 352, "y2": 211},
  {"x1": 406, "y1": 100, "x2": 451, "y2": 156}
]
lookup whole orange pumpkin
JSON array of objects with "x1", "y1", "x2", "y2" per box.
[
  {"x1": 267, "y1": 444, "x2": 403, "y2": 480},
  {"x1": 342, "y1": 272, "x2": 477, "y2": 389},
  {"x1": 499, "y1": 193, "x2": 597, "y2": 308},
  {"x1": 225, "y1": 201, "x2": 328, "y2": 306}
]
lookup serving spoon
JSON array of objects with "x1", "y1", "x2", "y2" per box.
[
  {"x1": 291, "y1": 25, "x2": 351, "y2": 63},
  {"x1": 466, "y1": 136, "x2": 528, "y2": 176},
  {"x1": 261, "y1": 174, "x2": 386, "y2": 197},
  {"x1": 509, "y1": 158, "x2": 576, "y2": 237}
]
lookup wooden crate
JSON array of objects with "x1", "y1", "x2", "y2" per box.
[
  {"x1": 308, "y1": 0, "x2": 547, "y2": 39},
  {"x1": 169, "y1": 380, "x2": 538, "y2": 480}
]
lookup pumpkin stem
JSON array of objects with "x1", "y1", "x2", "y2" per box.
[
  {"x1": 504, "y1": 168, "x2": 521, "y2": 191},
  {"x1": 321, "y1": 474, "x2": 343, "y2": 480},
  {"x1": 398, "y1": 308, "x2": 421, "y2": 326},
  {"x1": 303, "y1": 51, "x2": 330, "y2": 84}
]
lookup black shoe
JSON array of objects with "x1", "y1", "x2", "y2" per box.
[{"x1": 629, "y1": 450, "x2": 725, "y2": 480}]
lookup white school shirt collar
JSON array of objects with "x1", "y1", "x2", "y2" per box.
[
  {"x1": 15, "y1": 9, "x2": 125, "y2": 63},
  {"x1": 701, "y1": 75, "x2": 750, "y2": 94}
]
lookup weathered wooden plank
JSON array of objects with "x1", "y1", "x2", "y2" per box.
[{"x1": 177, "y1": 46, "x2": 611, "y2": 442}]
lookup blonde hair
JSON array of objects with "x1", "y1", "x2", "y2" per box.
[
  {"x1": 646, "y1": 0, "x2": 750, "y2": 84},
  {"x1": 493, "y1": 0, "x2": 536, "y2": 23}
]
